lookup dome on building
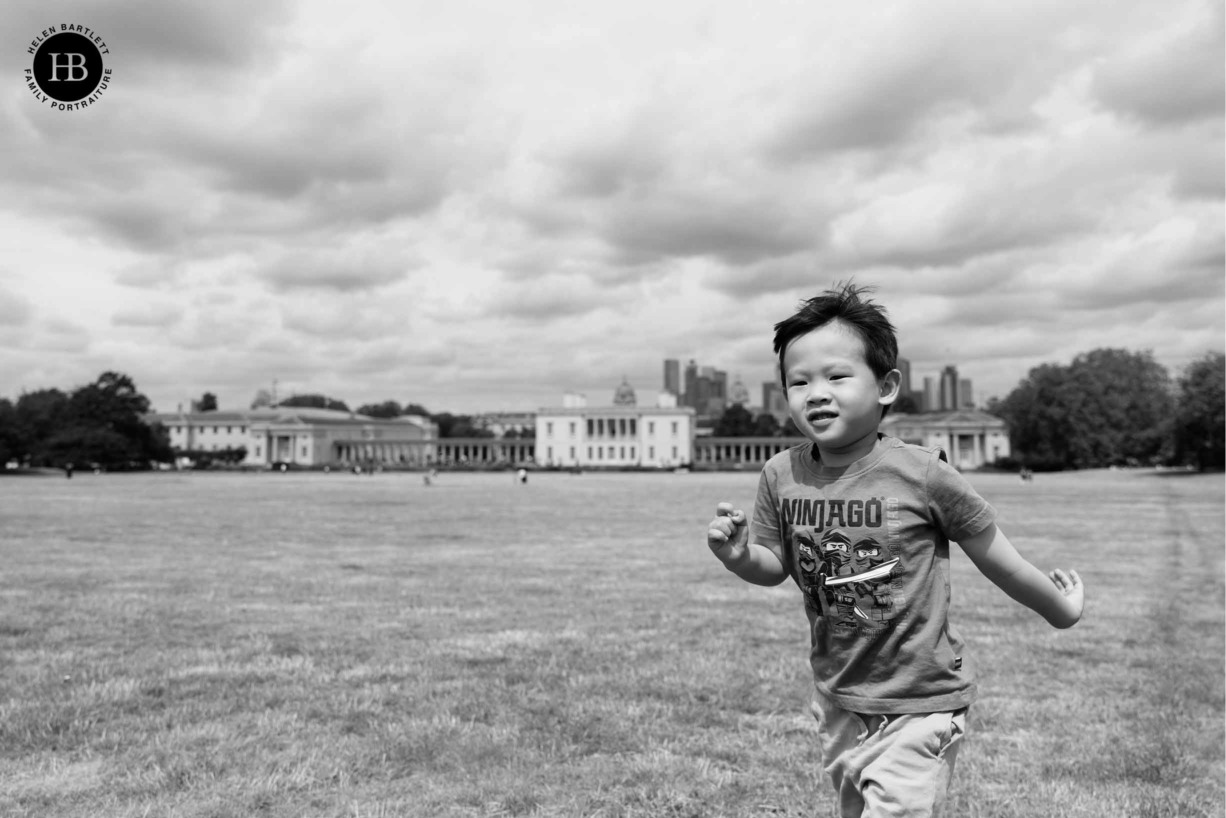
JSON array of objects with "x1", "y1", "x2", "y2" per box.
[
  {"x1": 729, "y1": 375, "x2": 750, "y2": 406},
  {"x1": 613, "y1": 376, "x2": 637, "y2": 406}
]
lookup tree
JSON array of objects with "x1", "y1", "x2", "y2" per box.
[
  {"x1": 753, "y1": 412, "x2": 781, "y2": 437},
  {"x1": 893, "y1": 393, "x2": 920, "y2": 414},
  {"x1": 403, "y1": 403, "x2": 431, "y2": 417},
  {"x1": 196, "y1": 392, "x2": 218, "y2": 412},
  {"x1": 64, "y1": 372, "x2": 173, "y2": 468},
  {"x1": 0, "y1": 398, "x2": 20, "y2": 464},
  {"x1": 356, "y1": 400, "x2": 402, "y2": 419},
  {"x1": 14, "y1": 388, "x2": 70, "y2": 463},
  {"x1": 278, "y1": 394, "x2": 350, "y2": 412},
  {"x1": 995, "y1": 349, "x2": 1173, "y2": 470},
  {"x1": 714, "y1": 404, "x2": 757, "y2": 436},
  {"x1": 1173, "y1": 351, "x2": 1225, "y2": 470},
  {"x1": 250, "y1": 389, "x2": 274, "y2": 409},
  {"x1": 430, "y1": 413, "x2": 492, "y2": 438}
]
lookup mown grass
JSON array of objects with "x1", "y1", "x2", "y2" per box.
[{"x1": 0, "y1": 467, "x2": 1222, "y2": 817}]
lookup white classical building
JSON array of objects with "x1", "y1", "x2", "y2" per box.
[
  {"x1": 879, "y1": 410, "x2": 1011, "y2": 470},
  {"x1": 149, "y1": 406, "x2": 437, "y2": 468},
  {"x1": 534, "y1": 382, "x2": 695, "y2": 468}
]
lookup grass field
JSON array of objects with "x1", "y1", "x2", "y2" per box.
[{"x1": 1, "y1": 466, "x2": 1222, "y2": 817}]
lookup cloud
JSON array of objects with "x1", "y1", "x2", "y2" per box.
[
  {"x1": 762, "y1": 3, "x2": 1075, "y2": 161},
  {"x1": 0, "y1": 0, "x2": 1220, "y2": 416},
  {"x1": 258, "y1": 245, "x2": 411, "y2": 292},
  {"x1": 1090, "y1": 2, "x2": 1225, "y2": 127},
  {"x1": 111, "y1": 302, "x2": 185, "y2": 328},
  {"x1": 0, "y1": 284, "x2": 33, "y2": 325},
  {"x1": 57, "y1": 0, "x2": 293, "y2": 74}
]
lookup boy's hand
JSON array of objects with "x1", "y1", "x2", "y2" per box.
[
  {"x1": 708, "y1": 502, "x2": 749, "y2": 565},
  {"x1": 1048, "y1": 568, "x2": 1085, "y2": 626}
]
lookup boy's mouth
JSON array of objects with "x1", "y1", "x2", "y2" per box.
[{"x1": 807, "y1": 409, "x2": 838, "y2": 423}]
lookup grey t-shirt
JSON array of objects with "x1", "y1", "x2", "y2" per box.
[{"x1": 752, "y1": 436, "x2": 996, "y2": 714}]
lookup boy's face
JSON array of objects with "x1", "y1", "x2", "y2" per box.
[{"x1": 782, "y1": 320, "x2": 898, "y2": 459}]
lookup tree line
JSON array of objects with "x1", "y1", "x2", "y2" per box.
[
  {"x1": 246, "y1": 394, "x2": 530, "y2": 439},
  {"x1": 0, "y1": 372, "x2": 172, "y2": 470},
  {"x1": 709, "y1": 348, "x2": 1223, "y2": 472},
  {"x1": 2, "y1": 348, "x2": 1221, "y2": 472},
  {"x1": 988, "y1": 349, "x2": 1223, "y2": 471}
]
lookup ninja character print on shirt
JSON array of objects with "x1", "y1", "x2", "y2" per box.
[{"x1": 786, "y1": 495, "x2": 901, "y2": 630}]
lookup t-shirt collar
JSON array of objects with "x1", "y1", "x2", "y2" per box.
[{"x1": 805, "y1": 434, "x2": 892, "y2": 480}]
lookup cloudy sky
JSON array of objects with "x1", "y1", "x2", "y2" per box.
[{"x1": 2, "y1": 0, "x2": 1222, "y2": 416}]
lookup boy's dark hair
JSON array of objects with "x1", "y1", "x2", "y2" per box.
[{"x1": 773, "y1": 281, "x2": 899, "y2": 386}]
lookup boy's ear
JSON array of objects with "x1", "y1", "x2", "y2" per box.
[{"x1": 878, "y1": 369, "x2": 902, "y2": 406}]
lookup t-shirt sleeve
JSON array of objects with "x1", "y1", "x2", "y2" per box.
[
  {"x1": 750, "y1": 466, "x2": 786, "y2": 567},
  {"x1": 926, "y1": 451, "x2": 997, "y2": 541}
]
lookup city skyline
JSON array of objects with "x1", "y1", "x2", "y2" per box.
[{"x1": 1, "y1": 1, "x2": 1221, "y2": 417}]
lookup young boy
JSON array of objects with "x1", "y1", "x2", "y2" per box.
[{"x1": 707, "y1": 283, "x2": 1083, "y2": 818}]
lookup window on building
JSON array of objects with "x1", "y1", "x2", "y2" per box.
[
  {"x1": 255, "y1": 446, "x2": 261, "y2": 457},
  {"x1": 302, "y1": 445, "x2": 308, "y2": 457},
  {"x1": 569, "y1": 447, "x2": 575, "y2": 459},
  {"x1": 226, "y1": 426, "x2": 232, "y2": 434},
  {"x1": 648, "y1": 421, "x2": 655, "y2": 435},
  {"x1": 649, "y1": 446, "x2": 655, "y2": 459},
  {"x1": 629, "y1": 419, "x2": 636, "y2": 436},
  {"x1": 587, "y1": 419, "x2": 595, "y2": 437},
  {"x1": 547, "y1": 446, "x2": 553, "y2": 460},
  {"x1": 587, "y1": 446, "x2": 593, "y2": 459},
  {"x1": 546, "y1": 421, "x2": 553, "y2": 436},
  {"x1": 213, "y1": 426, "x2": 218, "y2": 434},
  {"x1": 619, "y1": 446, "x2": 625, "y2": 459},
  {"x1": 570, "y1": 422, "x2": 576, "y2": 437},
  {"x1": 597, "y1": 447, "x2": 603, "y2": 460},
  {"x1": 629, "y1": 447, "x2": 635, "y2": 460},
  {"x1": 671, "y1": 422, "x2": 678, "y2": 435},
  {"x1": 672, "y1": 446, "x2": 678, "y2": 460}
]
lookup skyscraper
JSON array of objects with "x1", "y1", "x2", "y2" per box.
[
  {"x1": 939, "y1": 365, "x2": 960, "y2": 411},
  {"x1": 762, "y1": 381, "x2": 787, "y2": 421},
  {"x1": 897, "y1": 356, "x2": 913, "y2": 402},
  {"x1": 959, "y1": 378, "x2": 974, "y2": 409},
  {"x1": 663, "y1": 359, "x2": 680, "y2": 396},
  {"x1": 684, "y1": 360, "x2": 698, "y2": 408}
]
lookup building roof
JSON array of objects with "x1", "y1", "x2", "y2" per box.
[
  {"x1": 148, "y1": 407, "x2": 434, "y2": 428},
  {"x1": 536, "y1": 404, "x2": 695, "y2": 417},
  {"x1": 881, "y1": 409, "x2": 1007, "y2": 430}
]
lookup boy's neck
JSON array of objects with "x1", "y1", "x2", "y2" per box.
[{"x1": 811, "y1": 430, "x2": 882, "y2": 469}]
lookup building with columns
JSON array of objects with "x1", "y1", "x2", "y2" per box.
[
  {"x1": 879, "y1": 410, "x2": 1011, "y2": 470},
  {"x1": 149, "y1": 406, "x2": 439, "y2": 468},
  {"x1": 534, "y1": 385, "x2": 695, "y2": 468}
]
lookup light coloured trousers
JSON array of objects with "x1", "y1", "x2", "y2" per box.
[{"x1": 810, "y1": 691, "x2": 967, "y2": 818}]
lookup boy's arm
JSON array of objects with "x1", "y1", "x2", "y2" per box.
[
  {"x1": 958, "y1": 522, "x2": 1084, "y2": 628},
  {"x1": 707, "y1": 503, "x2": 788, "y2": 586}
]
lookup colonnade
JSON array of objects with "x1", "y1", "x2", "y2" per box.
[
  {"x1": 335, "y1": 441, "x2": 431, "y2": 466},
  {"x1": 432, "y1": 440, "x2": 536, "y2": 465},
  {"x1": 692, "y1": 437, "x2": 805, "y2": 466},
  {"x1": 335, "y1": 438, "x2": 536, "y2": 466}
]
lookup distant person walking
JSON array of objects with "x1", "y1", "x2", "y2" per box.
[
  {"x1": 516, "y1": 468, "x2": 528, "y2": 485},
  {"x1": 706, "y1": 283, "x2": 1083, "y2": 817}
]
